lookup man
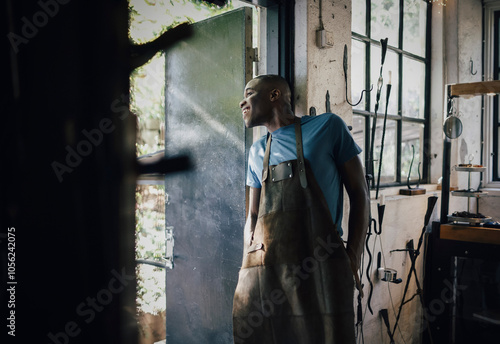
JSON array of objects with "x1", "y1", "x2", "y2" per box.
[{"x1": 232, "y1": 75, "x2": 369, "y2": 343}]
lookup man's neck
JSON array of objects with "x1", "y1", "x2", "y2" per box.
[{"x1": 266, "y1": 112, "x2": 296, "y2": 133}]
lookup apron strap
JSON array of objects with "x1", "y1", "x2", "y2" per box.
[
  {"x1": 262, "y1": 117, "x2": 307, "y2": 188},
  {"x1": 262, "y1": 132, "x2": 271, "y2": 183},
  {"x1": 294, "y1": 117, "x2": 308, "y2": 188}
]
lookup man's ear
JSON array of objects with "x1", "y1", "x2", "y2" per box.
[{"x1": 269, "y1": 88, "x2": 281, "y2": 102}]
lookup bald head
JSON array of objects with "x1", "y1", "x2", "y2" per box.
[
  {"x1": 240, "y1": 74, "x2": 295, "y2": 131},
  {"x1": 253, "y1": 75, "x2": 292, "y2": 103}
]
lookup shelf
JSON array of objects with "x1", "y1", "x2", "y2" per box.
[
  {"x1": 451, "y1": 191, "x2": 488, "y2": 197},
  {"x1": 447, "y1": 215, "x2": 492, "y2": 226},
  {"x1": 449, "y1": 80, "x2": 500, "y2": 97},
  {"x1": 455, "y1": 166, "x2": 486, "y2": 172}
]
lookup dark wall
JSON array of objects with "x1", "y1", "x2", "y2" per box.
[{"x1": 2, "y1": 1, "x2": 137, "y2": 343}]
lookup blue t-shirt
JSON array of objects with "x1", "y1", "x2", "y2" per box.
[{"x1": 246, "y1": 113, "x2": 362, "y2": 236}]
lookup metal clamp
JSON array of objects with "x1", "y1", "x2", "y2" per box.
[{"x1": 164, "y1": 226, "x2": 174, "y2": 269}]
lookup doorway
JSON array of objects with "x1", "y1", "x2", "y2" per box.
[{"x1": 131, "y1": 2, "x2": 256, "y2": 343}]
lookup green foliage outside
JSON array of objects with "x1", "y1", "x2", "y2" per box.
[
  {"x1": 135, "y1": 185, "x2": 166, "y2": 315},
  {"x1": 130, "y1": 0, "x2": 234, "y2": 157}
]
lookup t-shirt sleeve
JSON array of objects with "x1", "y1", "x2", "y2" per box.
[
  {"x1": 330, "y1": 115, "x2": 362, "y2": 166},
  {"x1": 246, "y1": 143, "x2": 262, "y2": 189}
]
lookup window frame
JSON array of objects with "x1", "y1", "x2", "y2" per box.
[
  {"x1": 351, "y1": 0, "x2": 432, "y2": 188},
  {"x1": 483, "y1": 1, "x2": 500, "y2": 187},
  {"x1": 493, "y1": 11, "x2": 499, "y2": 182}
]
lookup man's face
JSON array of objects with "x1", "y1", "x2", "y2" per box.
[{"x1": 239, "y1": 78, "x2": 272, "y2": 128}]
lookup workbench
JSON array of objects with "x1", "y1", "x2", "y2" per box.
[{"x1": 423, "y1": 222, "x2": 500, "y2": 344}]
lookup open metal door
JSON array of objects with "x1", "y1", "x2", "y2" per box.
[{"x1": 164, "y1": 8, "x2": 253, "y2": 343}]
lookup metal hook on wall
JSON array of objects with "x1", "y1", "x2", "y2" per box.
[
  {"x1": 470, "y1": 58, "x2": 477, "y2": 76},
  {"x1": 343, "y1": 44, "x2": 373, "y2": 107}
]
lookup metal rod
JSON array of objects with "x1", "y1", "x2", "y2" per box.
[
  {"x1": 407, "y1": 145, "x2": 415, "y2": 189},
  {"x1": 365, "y1": 219, "x2": 375, "y2": 315},
  {"x1": 367, "y1": 38, "x2": 389, "y2": 189},
  {"x1": 441, "y1": 138, "x2": 452, "y2": 223},
  {"x1": 441, "y1": 86, "x2": 453, "y2": 223},
  {"x1": 375, "y1": 83, "x2": 392, "y2": 199},
  {"x1": 380, "y1": 309, "x2": 395, "y2": 344},
  {"x1": 467, "y1": 170, "x2": 471, "y2": 212}
]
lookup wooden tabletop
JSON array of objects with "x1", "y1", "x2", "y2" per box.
[{"x1": 440, "y1": 224, "x2": 500, "y2": 245}]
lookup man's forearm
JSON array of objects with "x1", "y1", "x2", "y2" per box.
[
  {"x1": 346, "y1": 192, "x2": 370, "y2": 266},
  {"x1": 244, "y1": 213, "x2": 258, "y2": 245},
  {"x1": 245, "y1": 186, "x2": 261, "y2": 244}
]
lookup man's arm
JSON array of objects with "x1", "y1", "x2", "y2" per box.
[
  {"x1": 338, "y1": 155, "x2": 370, "y2": 292},
  {"x1": 244, "y1": 187, "x2": 261, "y2": 245}
]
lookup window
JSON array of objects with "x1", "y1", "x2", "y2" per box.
[
  {"x1": 351, "y1": 0, "x2": 430, "y2": 188},
  {"x1": 493, "y1": 11, "x2": 500, "y2": 181},
  {"x1": 484, "y1": 1, "x2": 500, "y2": 186}
]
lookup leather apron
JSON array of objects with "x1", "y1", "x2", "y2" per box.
[{"x1": 233, "y1": 117, "x2": 355, "y2": 344}]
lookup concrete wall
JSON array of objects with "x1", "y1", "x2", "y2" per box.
[
  {"x1": 294, "y1": 0, "x2": 353, "y2": 124},
  {"x1": 292, "y1": 0, "x2": 499, "y2": 343},
  {"x1": 363, "y1": 189, "x2": 441, "y2": 344}
]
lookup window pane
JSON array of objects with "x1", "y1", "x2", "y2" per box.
[
  {"x1": 352, "y1": 115, "x2": 366, "y2": 166},
  {"x1": 136, "y1": 185, "x2": 166, "y2": 261},
  {"x1": 137, "y1": 264, "x2": 166, "y2": 315},
  {"x1": 402, "y1": 57, "x2": 425, "y2": 118},
  {"x1": 403, "y1": 0, "x2": 427, "y2": 57},
  {"x1": 401, "y1": 122, "x2": 424, "y2": 183},
  {"x1": 371, "y1": 0, "x2": 399, "y2": 45},
  {"x1": 131, "y1": 55, "x2": 166, "y2": 157},
  {"x1": 374, "y1": 119, "x2": 397, "y2": 184},
  {"x1": 351, "y1": 39, "x2": 366, "y2": 111},
  {"x1": 352, "y1": 0, "x2": 366, "y2": 34},
  {"x1": 370, "y1": 45, "x2": 399, "y2": 116}
]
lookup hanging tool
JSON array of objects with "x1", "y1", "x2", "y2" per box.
[
  {"x1": 375, "y1": 71, "x2": 392, "y2": 199},
  {"x1": 356, "y1": 287, "x2": 363, "y2": 327},
  {"x1": 405, "y1": 145, "x2": 422, "y2": 190},
  {"x1": 417, "y1": 162, "x2": 421, "y2": 189},
  {"x1": 380, "y1": 309, "x2": 396, "y2": 344},
  {"x1": 469, "y1": 57, "x2": 477, "y2": 76},
  {"x1": 407, "y1": 145, "x2": 416, "y2": 189},
  {"x1": 369, "y1": 204, "x2": 384, "y2": 310},
  {"x1": 367, "y1": 38, "x2": 389, "y2": 189},
  {"x1": 325, "y1": 90, "x2": 331, "y2": 113},
  {"x1": 400, "y1": 144, "x2": 426, "y2": 195},
  {"x1": 379, "y1": 267, "x2": 402, "y2": 284},
  {"x1": 365, "y1": 218, "x2": 376, "y2": 315},
  {"x1": 365, "y1": 204, "x2": 385, "y2": 315},
  {"x1": 367, "y1": 38, "x2": 388, "y2": 189},
  {"x1": 343, "y1": 44, "x2": 372, "y2": 107},
  {"x1": 377, "y1": 203, "x2": 385, "y2": 233},
  {"x1": 391, "y1": 196, "x2": 438, "y2": 343},
  {"x1": 309, "y1": 107, "x2": 317, "y2": 116},
  {"x1": 362, "y1": 39, "x2": 388, "y2": 327}
]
